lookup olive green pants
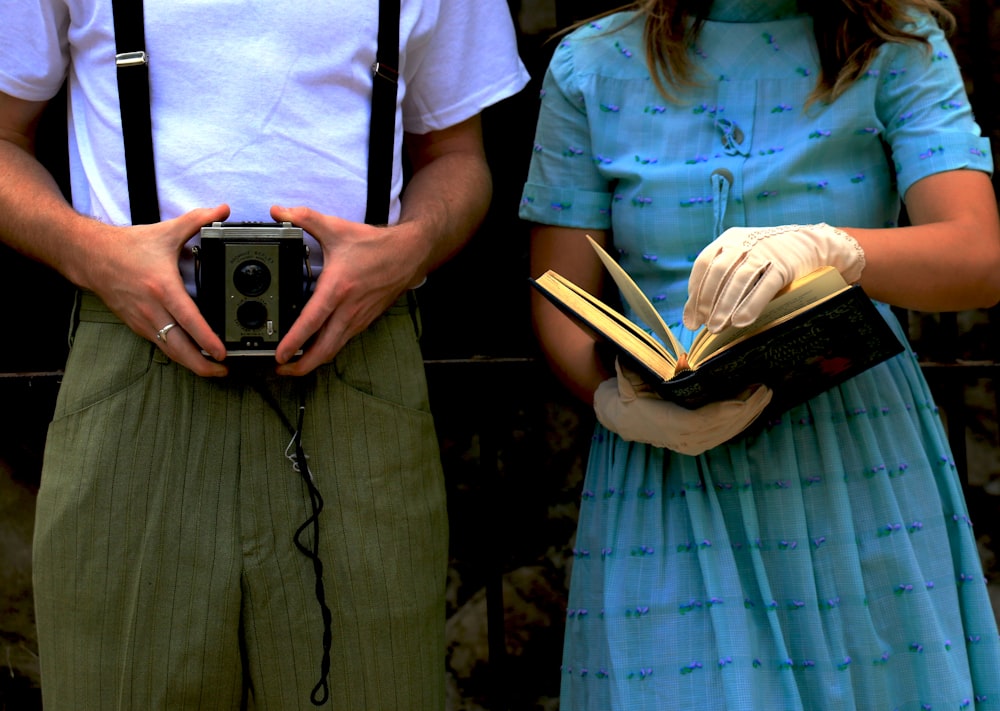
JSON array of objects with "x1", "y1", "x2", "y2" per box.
[{"x1": 33, "y1": 292, "x2": 448, "y2": 710}]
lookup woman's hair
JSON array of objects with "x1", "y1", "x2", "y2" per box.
[{"x1": 579, "y1": 0, "x2": 956, "y2": 104}]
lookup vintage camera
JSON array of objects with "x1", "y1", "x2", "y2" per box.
[{"x1": 194, "y1": 221, "x2": 313, "y2": 357}]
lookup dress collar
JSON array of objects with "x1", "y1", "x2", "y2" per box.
[{"x1": 706, "y1": 0, "x2": 802, "y2": 22}]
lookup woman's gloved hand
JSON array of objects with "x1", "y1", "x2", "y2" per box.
[
  {"x1": 593, "y1": 359, "x2": 773, "y2": 456},
  {"x1": 683, "y1": 223, "x2": 866, "y2": 333}
]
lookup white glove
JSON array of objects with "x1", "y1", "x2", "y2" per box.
[
  {"x1": 683, "y1": 223, "x2": 866, "y2": 332},
  {"x1": 593, "y1": 359, "x2": 773, "y2": 456}
]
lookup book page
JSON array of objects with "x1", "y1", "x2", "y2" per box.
[
  {"x1": 535, "y1": 272, "x2": 678, "y2": 379},
  {"x1": 688, "y1": 266, "x2": 848, "y2": 365},
  {"x1": 585, "y1": 235, "x2": 686, "y2": 360}
]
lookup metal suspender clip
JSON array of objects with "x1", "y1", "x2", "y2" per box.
[
  {"x1": 371, "y1": 61, "x2": 398, "y2": 83},
  {"x1": 115, "y1": 51, "x2": 149, "y2": 68}
]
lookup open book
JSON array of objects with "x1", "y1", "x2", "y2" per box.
[{"x1": 530, "y1": 236, "x2": 904, "y2": 411}]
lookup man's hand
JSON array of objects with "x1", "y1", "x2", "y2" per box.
[
  {"x1": 82, "y1": 204, "x2": 232, "y2": 377},
  {"x1": 267, "y1": 116, "x2": 491, "y2": 376},
  {"x1": 269, "y1": 205, "x2": 421, "y2": 376},
  {"x1": 0, "y1": 91, "x2": 229, "y2": 376}
]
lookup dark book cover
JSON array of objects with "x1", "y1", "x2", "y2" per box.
[
  {"x1": 533, "y1": 277, "x2": 904, "y2": 413},
  {"x1": 644, "y1": 286, "x2": 903, "y2": 411}
]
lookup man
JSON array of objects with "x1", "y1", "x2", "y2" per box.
[{"x1": 0, "y1": 1, "x2": 529, "y2": 708}]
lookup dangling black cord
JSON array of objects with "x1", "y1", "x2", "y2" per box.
[
  {"x1": 254, "y1": 381, "x2": 333, "y2": 706},
  {"x1": 291, "y1": 401, "x2": 333, "y2": 706}
]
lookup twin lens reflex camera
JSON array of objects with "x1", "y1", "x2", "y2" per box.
[{"x1": 193, "y1": 221, "x2": 313, "y2": 357}]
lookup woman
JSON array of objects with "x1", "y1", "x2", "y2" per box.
[{"x1": 520, "y1": 0, "x2": 1000, "y2": 708}]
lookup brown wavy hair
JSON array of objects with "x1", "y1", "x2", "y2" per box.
[{"x1": 577, "y1": 0, "x2": 955, "y2": 104}]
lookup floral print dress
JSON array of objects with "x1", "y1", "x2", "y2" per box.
[{"x1": 519, "y1": 4, "x2": 1000, "y2": 710}]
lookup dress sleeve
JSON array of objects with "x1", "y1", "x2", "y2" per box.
[
  {"x1": 519, "y1": 33, "x2": 614, "y2": 230},
  {"x1": 0, "y1": 0, "x2": 69, "y2": 101},
  {"x1": 874, "y1": 13, "x2": 993, "y2": 199}
]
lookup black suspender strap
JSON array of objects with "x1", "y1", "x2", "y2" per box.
[
  {"x1": 365, "y1": 0, "x2": 400, "y2": 226},
  {"x1": 111, "y1": 0, "x2": 160, "y2": 225},
  {"x1": 111, "y1": 2, "x2": 400, "y2": 227}
]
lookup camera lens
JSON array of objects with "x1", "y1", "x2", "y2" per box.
[
  {"x1": 233, "y1": 259, "x2": 271, "y2": 297},
  {"x1": 236, "y1": 301, "x2": 268, "y2": 330}
]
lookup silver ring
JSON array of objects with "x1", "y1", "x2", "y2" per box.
[{"x1": 155, "y1": 323, "x2": 177, "y2": 343}]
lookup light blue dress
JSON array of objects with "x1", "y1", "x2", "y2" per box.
[{"x1": 519, "y1": 3, "x2": 1000, "y2": 709}]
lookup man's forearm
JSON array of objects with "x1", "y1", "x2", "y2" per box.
[
  {"x1": 396, "y1": 148, "x2": 492, "y2": 284},
  {"x1": 0, "y1": 139, "x2": 102, "y2": 287},
  {"x1": 396, "y1": 116, "x2": 493, "y2": 285}
]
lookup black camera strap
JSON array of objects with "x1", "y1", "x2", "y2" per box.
[{"x1": 111, "y1": 0, "x2": 399, "y2": 227}]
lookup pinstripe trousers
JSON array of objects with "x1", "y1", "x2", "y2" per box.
[{"x1": 33, "y1": 292, "x2": 448, "y2": 710}]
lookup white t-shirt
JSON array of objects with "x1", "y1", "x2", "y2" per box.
[{"x1": 0, "y1": 0, "x2": 529, "y2": 282}]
